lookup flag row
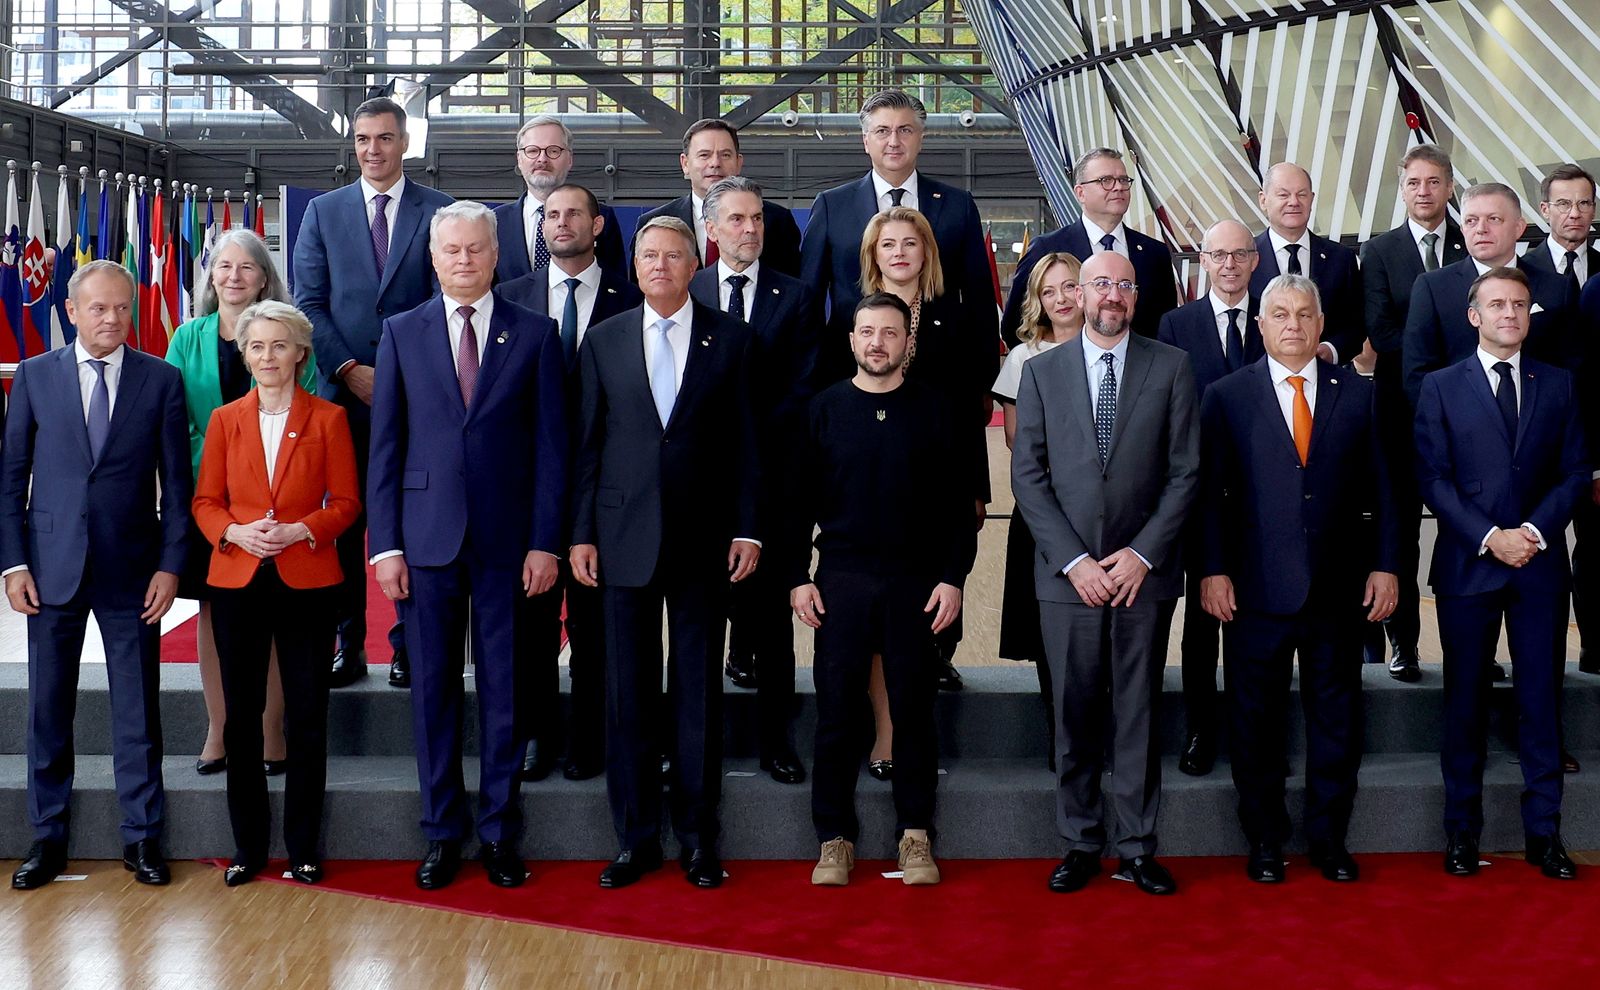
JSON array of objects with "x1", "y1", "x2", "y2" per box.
[{"x1": 1, "y1": 161, "x2": 268, "y2": 364}]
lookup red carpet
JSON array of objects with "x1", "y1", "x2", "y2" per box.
[{"x1": 234, "y1": 854, "x2": 1600, "y2": 988}]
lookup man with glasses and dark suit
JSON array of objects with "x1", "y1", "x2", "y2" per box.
[{"x1": 493, "y1": 115, "x2": 627, "y2": 282}]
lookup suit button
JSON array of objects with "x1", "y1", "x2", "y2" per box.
[
  {"x1": 377, "y1": 306, "x2": 385, "y2": 315},
  {"x1": 369, "y1": 339, "x2": 378, "y2": 346},
  {"x1": 1304, "y1": 494, "x2": 1313, "y2": 500}
]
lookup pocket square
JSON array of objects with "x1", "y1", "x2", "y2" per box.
[{"x1": 1532, "y1": 302, "x2": 1545, "y2": 314}]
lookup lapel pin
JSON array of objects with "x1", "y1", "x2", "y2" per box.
[
  {"x1": 1329, "y1": 378, "x2": 1337, "y2": 385},
  {"x1": 700, "y1": 337, "x2": 711, "y2": 347},
  {"x1": 877, "y1": 409, "x2": 887, "y2": 421},
  {"x1": 1319, "y1": 251, "x2": 1327, "y2": 260},
  {"x1": 1136, "y1": 244, "x2": 1144, "y2": 251},
  {"x1": 287, "y1": 431, "x2": 297, "y2": 439},
  {"x1": 932, "y1": 192, "x2": 942, "y2": 199},
  {"x1": 771, "y1": 287, "x2": 780, "y2": 294},
  {"x1": 496, "y1": 334, "x2": 508, "y2": 344},
  {"x1": 606, "y1": 287, "x2": 617, "y2": 294}
]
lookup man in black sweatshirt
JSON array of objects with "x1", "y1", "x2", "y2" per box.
[{"x1": 786, "y1": 292, "x2": 977, "y2": 888}]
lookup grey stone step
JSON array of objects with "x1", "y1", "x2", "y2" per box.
[
  {"x1": 1, "y1": 663, "x2": 1596, "y2": 759},
  {"x1": 4, "y1": 752, "x2": 1596, "y2": 861}
]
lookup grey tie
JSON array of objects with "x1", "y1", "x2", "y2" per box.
[
  {"x1": 87, "y1": 359, "x2": 110, "y2": 461},
  {"x1": 1421, "y1": 232, "x2": 1440, "y2": 271},
  {"x1": 1095, "y1": 352, "x2": 1116, "y2": 463},
  {"x1": 725, "y1": 273, "x2": 749, "y2": 322}
]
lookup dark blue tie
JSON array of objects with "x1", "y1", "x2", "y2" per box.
[
  {"x1": 1494, "y1": 361, "x2": 1518, "y2": 442},
  {"x1": 1095, "y1": 352, "x2": 1116, "y2": 463},
  {"x1": 1099, "y1": 233, "x2": 1116, "y2": 253},
  {"x1": 87, "y1": 359, "x2": 110, "y2": 461},
  {"x1": 1285, "y1": 243, "x2": 1302, "y2": 275},
  {"x1": 725, "y1": 273, "x2": 749, "y2": 323},
  {"x1": 1224, "y1": 308, "x2": 1244, "y2": 371},
  {"x1": 533, "y1": 203, "x2": 550, "y2": 270},
  {"x1": 560, "y1": 277, "x2": 580, "y2": 365}
]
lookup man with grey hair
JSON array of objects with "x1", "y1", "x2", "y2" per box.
[
  {"x1": 1200, "y1": 272, "x2": 1397, "y2": 884},
  {"x1": 368, "y1": 200, "x2": 569, "y2": 891},
  {"x1": 690, "y1": 175, "x2": 817, "y2": 783},
  {"x1": 572, "y1": 215, "x2": 760, "y2": 890},
  {"x1": 493, "y1": 114, "x2": 626, "y2": 281},
  {"x1": 1249, "y1": 162, "x2": 1364, "y2": 366},
  {"x1": 2, "y1": 259, "x2": 191, "y2": 890},
  {"x1": 1003, "y1": 148, "x2": 1179, "y2": 347},
  {"x1": 800, "y1": 90, "x2": 995, "y2": 395}
]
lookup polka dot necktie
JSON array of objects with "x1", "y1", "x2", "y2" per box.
[
  {"x1": 725, "y1": 274, "x2": 748, "y2": 322},
  {"x1": 1095, "y1": 352, "x2": 1116, "y2": 463},
  {"x1": 532, "y1": 203, "x2": 550, "y2": 271}
]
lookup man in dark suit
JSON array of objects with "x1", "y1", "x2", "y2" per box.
[
  {"x1": 1200, "y1": 273, "x2": 1398, "y2": 884},
  {"x1": 1011, "y1": 251, "x2": 1200, "y2": 896},
  {"x1": 800, "y1": 88, "x2": 996, "y2": 378},
  {"x1": 493, "y1": 115, "x2": 627, "y2": 282},
  {"x1": 1002, "y1": 147, "x2": 1179, "y2": 346},
  {"x1": 1249, "y1": 162, "x2": 1364, "y2": 365},
  {"x1": 1156, "y1": 218, "x2": 1262, "y2": 777},
  {"x1": 571, "y1": 216, "x2": 760, "y2": 890},
  {"x1": 368, "y1": 202, "x2": 569, "y2": 891},
  {"x1": 1415, "y1": 267, "x2": 1586, "y2": 880},
  {"x1": 293, "y1": 95, "x2": 454, "y2": 689},
  {"x1": 688, "y1": 175, "x2": 816, "y2": 784},
  {"x1": 1, "y1": 261, "x2": 190, "y2": 889},
  {"x1": 635, "y1": 119, "x2": 802, "y2": 277},
  {"x1": 499, "y1": 183, "x2": 642, "y2": 784},
  {"x1": 1359, "y1": 143, "x2": 1465, "y2": 682},
  {"x1": 1523, "y1": 164, "x2": 1599, "y2": 290}
]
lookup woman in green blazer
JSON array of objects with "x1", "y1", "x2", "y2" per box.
[{"x1": 166, "y1": 228, "x2": 317, "y2": 776}]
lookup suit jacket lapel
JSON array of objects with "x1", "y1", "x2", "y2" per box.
[
  {"x1": 854, "y1": 174, "x2": 879, "y2": 224},
  {"x1": 526, "y1": 266, "x2": 551, "y2": 317},
  {"x1": 622, "y1": 316, "x2": 660, "y2": 432},
  {"x1": 268, "y1": 391, "x2": 312, "y2": 498},
  {"x1": 1307, "y1": 364, "x2": 1342, "y2": 463},
  {"x1": 1062, "y1": 221, "x2": 1091, "y2": 260},
  {"x1": 425, "y1": 300, "x2": 468, "y2": 415},
  {"x1": 468, "y1": 304, "x2": 515, "y2": 416},
  {"x1": 346, "y1": 189, "x2": 382, "y2": 283},
  {"x1": 919, "y1": 176, "x2": 946, "y2": 230},
  {"x1": 1442, "y1": 221, "x2": 1467, "y2": 265},
  {"x1": 594, "y1": 271, "x2": 629, "y2": 323},
  {"x1": 1465, "y1": 361, "x2": 1512, "y2": 447},
  {"x1": 1104, "y1": 339, "x2": 1150, "y2": 467},
  {"x1": 238, "y1": 389, "x2": 272, "y2": 496},
  {"x1": 667, "y1": 305, "x2": 717, "y2": 431},
  {"x1": 1255, "y1": 232, "x2": 1281, "y2": 280},
  {"x1": 688, "y1": 269, "x2": 719, "y2": 312},
  {"x1": 1058, "y1": 334, "x2": 1097, "y2": 454},
  {"x1": 105, "y1": 352, "x2": 150, "y2": 455},
  {"x1": 747, "y1": 268, "x2": 779, "y2": 329},
  {"x1": 379, "y1": 183, "x2": 424, "y2": 296},
  {"x1": 59, "y1": 347, "x2": 95, "y2": 467},
  {"x1": 1514, "y1": 363, "x2": 1539, "y2": 453},
  {"x1": 1252, "y1": 362, "x2": 1304, "y2": 464}
]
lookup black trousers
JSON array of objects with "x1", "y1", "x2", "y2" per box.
[
  {"x1": 727, "y1": 567, "x2": 798, "y2": 757},
  {"x1": 1223, "y1": 603, "x2": 1363, "y2": 847},
  {"x1": 811, "y1": 569, "x2": 939, "y2": 844},
  {"x1": 523, "y1": 562, "x2": 605, "y2": 763},
  {"x1": 1178, "y1": 566, "x2": 1220, "y2": 740},
  {"x1": 604, "y1": 557, "x2": 727, "y2": 852},
  {"x1": 1376, "y1": 369, "x2": 1423, "y2": 655},
  {"x1": 211, "y1": 565, "x2": 336, "y2": 864},
  {"x1": 331, "y1": 391, "x2": 402, "y2": 658},
  {"x1": 1572, "y1": 498, "x2": 1600, "y2": 654}
]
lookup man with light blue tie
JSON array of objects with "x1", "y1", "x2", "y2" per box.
[{"x1": 292, "y1": 96, "x2": 453, "y2": 690}]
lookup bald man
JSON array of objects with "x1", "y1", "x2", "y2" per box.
[{"x1": 1250, "y1": 163, "x2": 1364, "y2": 366}]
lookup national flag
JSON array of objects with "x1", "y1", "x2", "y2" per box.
[
  {"x1": 242, "y1": 193, "x2": 253, "y2": 231},
  {"x1": 199, "y1": 191, "x2": 215, "y2": 277},
  {"x1": 1019, "y1": 226, "x2": 1031, "y2": 259},
  {"x1": 221, "y1": 191, "x2": 232, "y2": 232},
  {"x1": 189, "y1": 189, "x2": 205, "y2": 312},
  {"x1": 983, "y1": 224, "x2": 1003, "y2": 310},
  {"x1": 162, "y1": 184, "x2": 180, "y2": 336},
  {"x1": 73, "y1": 175, "x2": 91, "y2": 268},
  {"x1": 19, "y1": 169, "x2": 52, "y2": 357},
  {"x1": 56, "y1": 172, "x2": 88, "y2": 351},
  {"x1": 122, "y1": 179, "x2": 142, "y2": 348},
  {"x1": 148, "y1": 184, "x2": 172, "y2": 354},
  {"x1": 254, "y1": 196, "x2": 266, "y2": 238},
  {"x1": 1, "y1": 166, "x2": 23, "y2": 367},
  {"x1": 177, "y1": 184, "x2": 192, "y2": 322},
  {"x1": 47, "y1": 169, "x2": 76, "y2": 350},
  {"x1": 96, "y1": 174, "x2": 113, "y2": 260}
]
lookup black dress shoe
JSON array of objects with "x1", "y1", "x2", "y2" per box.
[
  {"x1": 868, "y1": 759, "x2": 893, "y2": 781},
  {"x1": 329, "y1": 648, "x2": 368, "y2": 688},
  {"x1": 12, "y1": 839, "x2": 67, "y2": 890},
  {"x1": 388, "y1": 650, "x2": 410, "y2": 688},
  {"x1": 1177, "y1": 733, "x2": 1214, "y2": 776},
  {"x1": 122, "y1": 839, "x2": 170, "y2": 886},
  {"x1": 599, "y1": 847, "x2": 664, "y2": 889},
  {"x1": 680, "y1": 848, "x2": 724, "y2": 888},
  {"x1": 937, "y1": 659, "x2": 964, "y2": 692},
  {"x1": 1444, "y1": 832, "x2": 1480, "y2": 876},
  {"x1": 263, "y1": 760, "x2": 286, "y2": 777},
  {"x1": 1488, "y1": 660, "x2": 1508, "y2": 682},
  {"x1": 563, "y1": 755, "x2": 605, "y2": 781},
  {"x1": 1245, "y1": 842, "x2": 1285, "y2": 883},
  {"x1": 415, "y1": 840, "x2": 462, "y2": 890},
  {"x1": 1048, "y1": 850, "x2": 1101, "y2": 893},
  {"x1": 289, "y1": 861, "x2": 323, "y2": 885},
  {"x1": 725, "y1": 652, "x2": 758, "y2": 689},
  {"x1": 1526, "y1": 833, "x2": 1579, "y2": 880},
  {"x1": 480, "y1": 841, "x2": 527, "y2": 888},
  {"x1": 760, "y1": 752, "x2": 807, "y2": 785},
  {"x1": 519, "y1": 740, "x2": 555, "y2": 783},
  {"x1": 195, "y1": 756, "x2": 227, "y2": 775},
  {"x1": 223, "y1": 855, "x2": 262, "y2": 888},
  {"x1": 1563, "y1": 750, "x2": 1581, "y2": 774},
  {"x1": 1388, "y1": 647, "x2": 1422, "y2": 683},
  {"x1": 1120, "y1": 855, "x2": 1177, "y2": 895},
  {"x1": 1309, "y1": 842, "x2": 1360, "y2": 882}
]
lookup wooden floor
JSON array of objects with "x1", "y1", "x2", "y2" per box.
[{"x1": 0, "y1": 862, "x2": 970, "y2": 990}]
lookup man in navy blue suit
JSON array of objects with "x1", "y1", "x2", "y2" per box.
[
  {"x1": 689, "y1": 175, "x2": 817, "y2": 785},
  {"x1": 367, "y1": 202, "x2": 569, "y2": 892},
  {"x1": 1249, "y1": 163, "x2": 1363, "y2": 366},
  {"x1": 2, "y1": 261, "x2": 190, "y2": 889},
  {"x1": 499, "y1": 182, "x2": 642, "y2": 784},
  {"x1": 800, "y1": 89, "x2": 996, "y2": 387},
  {"x1": 1415, "y1": 267, "x2": 1586, "y2": 880},
  {"x1": 493, "y1": 115, "x2": 627, "y2": 282},
  {"x1": 1002, "y1": 147, "x2": 1179, "y2": 346},
  {"x1": 571, "y1": 216, "x2": 761, "y2": 891},
  {"x1": 1200, "y1": 273, "x2": 1398, "y2": 884},
  {"x1": 1156, "y1": 218, "x2": 1263, "y2": 778},
  {"x1": 636, "y1": 119, "x2": 803, "y2": 277},
  {"x1": 292, "y1": 95, "x2": 454, "y2": 689}
]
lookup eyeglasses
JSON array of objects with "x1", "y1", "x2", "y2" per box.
[
  {"x1": 1202, "y1": 248, "x2": 1259, "y2": 265},
  {"x1": 1085, "y1": 277, "x2": 1139, "y2": 293},
  {"x1": 1079, "y1": 175, "x2": 1134, "y2": 191},
  {"x1": 519, "y1": 144, "x2": 569, "y2": 161},
  {"x1": 1549, "y1": 199, "x2": 1596, "y2": 214},
  {"x1": 868, "y1": 125, "x2": 921, "y2": 141}
]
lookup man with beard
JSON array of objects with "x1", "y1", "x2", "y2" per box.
[
  {"x1": 1011, "y1": 251, "x2": 1200, "y2": 896},
  {"x1": 789, "y1": 292, "x2": 975, "y2": 887},
  {"x1": 493, "y1": 115, "x2": 627, "y2": 281}
]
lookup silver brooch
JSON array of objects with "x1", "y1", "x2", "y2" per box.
[{"x1": 876, "y1": 409, "x2": 886, "y2": 421}]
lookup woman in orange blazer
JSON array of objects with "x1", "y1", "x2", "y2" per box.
[{"x1": 193, "y1": 299, "x2": 361, "y2": 888}]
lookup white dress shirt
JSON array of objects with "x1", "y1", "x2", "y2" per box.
[
  {"x1": 690, "y1": 192, "x2": 709, "y2": 260},
  {"x1": 1408, "y1": 217, "x2": 1447, "y2": 270},
  {"x1": 1268, "y1": 228, "x2": 1313, "y2": 279},
  {"x1": 1209, "y1": 290, "x2": 1249, "y2": 356},
  {"x1": 1545, "y1": 235, "x2": 1589, "y2": 285},
  {"x1": 641, "y1": 297, "x2": 694, "y2": 392},
  {"x1": 260, "y1": 405, "x2": 289, "y2": 487},
  {"x1": 716, "y1": 258, "x2": 760, "y2": 316},
  {"x1": 1082, "y1": 215, "x2": 1131, "y2": 259},
  {"x1": 548, "y1": 259, "x2": 602, "y2": 343},
  {"x1": 443, "y1": 291, "x2": 493, "y2": 374},
  {"x1": 871, "y1": 170, "x2": 920, "y2": 213},
  {"x1": 360, "y1": 175, "x2": 405, "y2": 251},
  {"x1": 1473, "y1": 347, "x2": 1547, "y2": 553},
  {"x1": 1063, "y1": 334, "x2": 1147, "y2": 575},
  {"x1": 1266, "y1": 355, "x2": 1318, "y2": 437}
]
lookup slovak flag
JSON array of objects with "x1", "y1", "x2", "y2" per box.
[{"x1": 1, "y1": 166, "x2": 22, "y2": 366}]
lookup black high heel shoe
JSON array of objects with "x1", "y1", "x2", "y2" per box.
[
  {"x1": 223, "y1": 856, "x2": 262, "y2": 888},
  {"x1": 868, "y1": 759, "x2": 894, "y2": 781},
  {"x1": 196, "y1": 756, "x2": 227, "y2": 775},
  {"x1": 289, "y1": 861, "x2": 324, "y2": 885}
]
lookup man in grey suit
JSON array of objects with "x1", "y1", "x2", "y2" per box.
[{"x1": 1011, "y1": 251, "x2": 1200, "y2": 896}]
